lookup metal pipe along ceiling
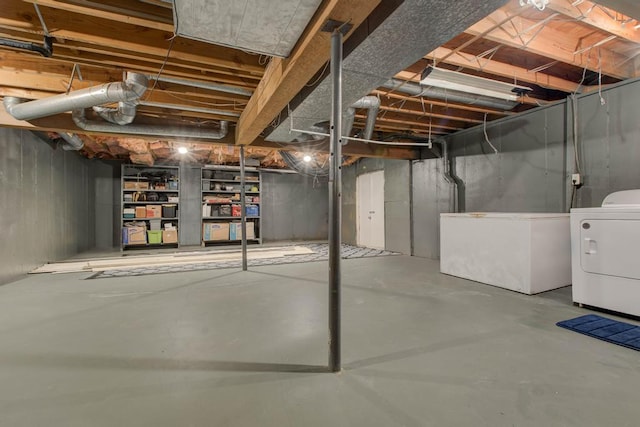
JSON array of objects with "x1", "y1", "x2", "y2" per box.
[
  {"x1": 72, "y1": 108, "x2": 229, "y2": 140},
  {"x1": 3, "y1": 72, "x2": 149, "y2": 121},
  {"x1": 145, "y1": 75, "x2": 253, "y2": 97},
  {"x1": 381, "y1": 79, "x2": 518, "y2": 111}
]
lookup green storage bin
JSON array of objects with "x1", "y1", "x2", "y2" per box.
[{"x1": 147, "y1": 230, "x2": 163, "y2": 244}]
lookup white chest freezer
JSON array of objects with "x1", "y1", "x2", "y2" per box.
[
  {"x1": 440, "y1": 213, "x2": 571, "y2": 295},
  {"x1": 570, "y1": 190, "x2": 640, "y2": 316}
]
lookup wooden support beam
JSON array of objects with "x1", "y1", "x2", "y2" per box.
[
  {"x1": 466, "y1": 6, "x2": 633, "y2": 79},
  {"x1": 426, "y1": 46, "x2": 581, "y2": 93},
  {"x1": 235, "y1": 0, "x2": 381, "y2": 145}
]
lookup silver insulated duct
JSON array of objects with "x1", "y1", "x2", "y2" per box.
[
  {"x1": 72, "y1": 109, "x2": 229, "y2": 140},
  {"x1": 58, "y1": 133, "x2": 85, "y2": 151},
  {"x1": 343, "y1": 96, "x2": 380, "y2": 140},
  {"x1": 3, "y1": 72, "x2": 148, "y2": 121}
]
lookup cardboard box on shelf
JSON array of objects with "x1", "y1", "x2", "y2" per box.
[
  {"x1": 232, "y1": 204, "x2": 241, "y2": 217},
  {"x1": 162, "y1": 229, "x2": 178, "y2": 243},
  {"x1": 229, "y1": 222, "x2": 255, "y2": 240},
  {"x1": 135, "y1": 206, "x2": 146, "y2": 218},
  {"x1": 124, "y1": 181, "x2": 149, "y2": 190},
  {"x1": 146, "y1": 205, "x2": 162, "y2": 218},
  {"x1": 203, "y1": 222, "x2": 229, "y2": 241},
  {"x1": 123, "y1": 226, "x2": 147, "y2": 245}
]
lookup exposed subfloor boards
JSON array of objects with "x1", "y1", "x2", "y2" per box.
[{"x1": 0, "y1": 256, "x2": 638, "y2": 426}]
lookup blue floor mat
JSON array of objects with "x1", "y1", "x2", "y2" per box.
[{"x1": 557, "y1": 314, "x2": 640, "y2": 351}]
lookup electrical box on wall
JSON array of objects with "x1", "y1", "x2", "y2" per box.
[{"x1": 572, "y1": 173, "x2": 582, "y2": 186}]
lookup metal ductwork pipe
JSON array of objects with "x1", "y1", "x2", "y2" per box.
[
  {"x1": 0, "y1": 36, "x2": 53, "y2": 57},
  {"x1": 146, "y1": 74, "x2": 253, "y2": 97},
  {"x1": 58, "y1": 132, "x2": 85, "y2": 151},
  {"x1": 342, "y1": 95, "x2": 380, "y2": 141},
  {"x1": 382, "y1": 79, "x2": 517, "y2": 111},
  {"x1": 435, "y1": 139, "x2": 457, "y2": 213},
  {"x1": 92, "y1": 102, "x2": 139, "y2": 126},
  {"x1": 72, "y1": 109, "x2": 229, "y2": 140},
  {"x1": 3, "y1": 72, "x2": 148, "y2": 121}
]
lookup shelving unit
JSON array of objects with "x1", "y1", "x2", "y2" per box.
[
  {"x1": 201, "y1": 165, "x2": 262, "y2": 246},
  {"x1": 121, "y1": 165, "x2": 180, "y2": 250}
]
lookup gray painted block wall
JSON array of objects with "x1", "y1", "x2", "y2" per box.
[
  {"x1": 0, "y1": 129, "x2": 94, "y2": 285},
  {"x1": 342, "y1": 158, "x2": 412, "y2": 254},
  {"x1": 412, "y1": 78, "x2": 640, "y2": 259},
  {"x1": 261, "y1": 171, "x2": 329, "y2": 242}
]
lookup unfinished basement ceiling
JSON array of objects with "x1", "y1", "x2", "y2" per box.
[
  {"x1": 0, "y1": 0, "x2": 639, "y2": 166},
  {"x1": 173, "y1": 0, "x2": 324, "y2": 57}
]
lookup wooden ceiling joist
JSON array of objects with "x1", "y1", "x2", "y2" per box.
[
  {"x1": 426, "y1": 47, "x2": 581, "y2": 93},
  {"x1": 467, "y1": 7, "x2": 634, "y2": 79},
  {"x1": 0, "y1": 0, "x2": 264, "y2": 74},
  {"x1": 21, "y1": 0, "x2": 175, "y2": 33},
  {"x1": 546, "y1": 0, "x2": 640, "y2": 45}
]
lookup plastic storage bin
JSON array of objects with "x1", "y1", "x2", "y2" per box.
[
  {"x1": 162, "y1": 204, "x2": 177, "y2": 218},
  {"x1": 147, "y1": 230, "x2": 163, "y2": 244}
]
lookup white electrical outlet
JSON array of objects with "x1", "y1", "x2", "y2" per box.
[{"x1": 572, "y1": 173, "x2": 582, "y2": 186}]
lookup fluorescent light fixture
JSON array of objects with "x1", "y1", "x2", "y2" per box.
[
  {"x1": 303, "y1": 155, "x2": 312, "y2": 163},
  {"x1": 178, "y1": 146, "x2": 188, "y2": 154},
  {"x1": 420, "y1": 66, "x2": 532, "y2": 102}
]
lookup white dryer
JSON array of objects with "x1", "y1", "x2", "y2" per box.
[{"x1": 570, "y1": 190, "x2": 640, "y2": 317}]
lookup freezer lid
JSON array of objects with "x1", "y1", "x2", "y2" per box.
[{"x1": 602, "y1": 189, "x2": 640, "y2": 208}]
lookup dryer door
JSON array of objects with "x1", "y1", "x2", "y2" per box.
[{"x1": 580, "y1": 219, "x2": 640, "y2": 280}]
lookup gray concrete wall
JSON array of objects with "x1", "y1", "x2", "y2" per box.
[
  {"x1": 342, "y1": 158, "x2": 412, "y2": 254},
  {"x1": 179, "y1": 165, "x2": 203, "y2": 246},
  {"x1": 261, "y1": 171, "x2": 329, "y2": 242},
  {"x1": 93, "y1": 161, "x2": 120, "y2": 249},
  {"x1": 0, "y1": 129, "x2": 94, "y2": 285},
  {"x1": 412, "y1": 78, "x2": 640, "y2": 259}
]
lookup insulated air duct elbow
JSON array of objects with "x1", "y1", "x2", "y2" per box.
[
  {"x1": 3, "y1": 72, "x2": 148, "y2": 121},
  {"x1": 342, "y1": 96, "x2": 380, "y2": 141},
  {"x1": 58, "y1": 133, "x2": 85, "y2": 151}
]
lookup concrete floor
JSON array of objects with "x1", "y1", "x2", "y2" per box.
[{"x1": 0, "y1": 256, "x2": 638, "y2": 426}]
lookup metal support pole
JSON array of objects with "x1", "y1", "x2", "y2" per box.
[
  {"x1": 328, "y1": 29, "x2": 343, "y2": 373},
  {"x1": 240, "y1": 145, "x2": 248, "y2": 271}
]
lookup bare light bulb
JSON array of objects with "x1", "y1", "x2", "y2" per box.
[
  {"x1": 178, "y1": 147, "x2": 188, "y2": 154},
  {"x1": 303, "y1": 155, "x2": 312, "y2": 163}
]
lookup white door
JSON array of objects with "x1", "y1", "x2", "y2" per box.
[{"x1": 357, "y1": 170, "x2": 385, "y2": 249}]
